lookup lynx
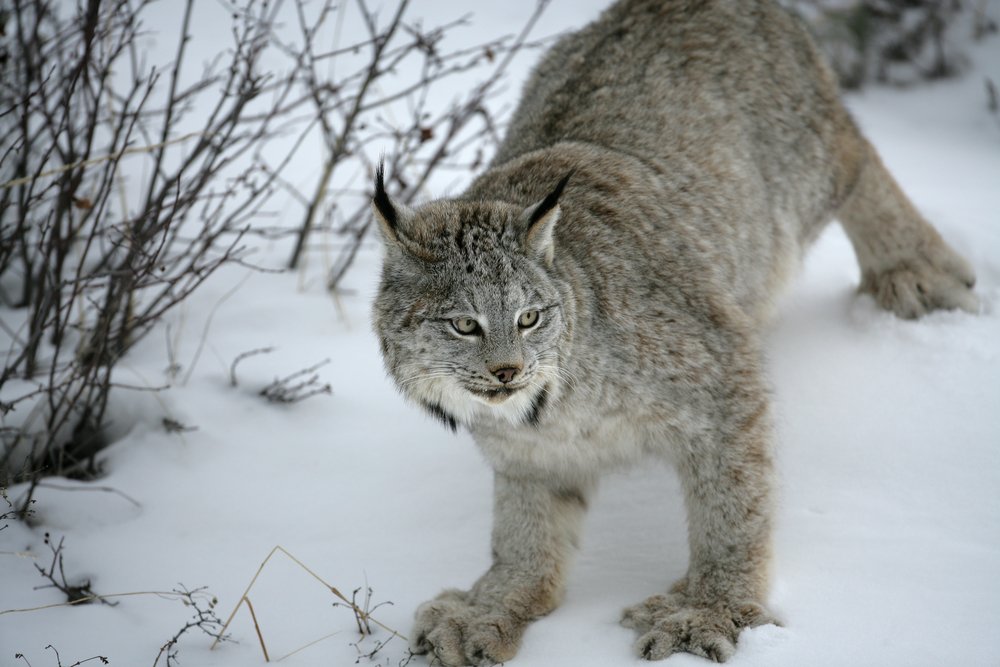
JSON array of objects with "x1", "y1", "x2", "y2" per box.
[{"x1": 370, "y1": 0, "x2": 978, "y2": 663}]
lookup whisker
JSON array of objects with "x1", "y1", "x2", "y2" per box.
[
  {"x1": 537, "y1": 358, "x2": 580, "y2": 384},
  {"x1": 398, "y1": 371, "x2": 457, "y2": 387}
]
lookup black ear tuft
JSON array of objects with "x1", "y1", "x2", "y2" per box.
[
  {"x1": 373, "y1": 160, "x2": 397, "y2": 231},
  {"x1": 529, "y1": 169, "x2": 575, "y2": 226}
]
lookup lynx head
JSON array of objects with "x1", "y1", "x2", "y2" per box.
[{"x1": 371, "y1": 164, "x2": 573, "y2": 430}]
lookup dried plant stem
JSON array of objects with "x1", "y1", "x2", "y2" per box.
[
  {"x1": 211, "y1": 545, "x2": 407, "y2": 653},
  {"x1": 1, "y1": 589, "x2": 211, "y2": 615},
  {"x1": 244, "y1": 597, "x2": 270, "y2": 662}
]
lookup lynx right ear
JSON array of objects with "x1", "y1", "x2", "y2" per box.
[
  {"x1": 372, "y1": 161, "x2": 417, "y2": 251},
  {"x1": 521, "y1": 169, "x2": 574, "y2": 267}
]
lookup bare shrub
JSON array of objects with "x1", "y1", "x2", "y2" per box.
[
  {"x1": 14, "y1": 646, "x2": 108, "y2": 667},
  {"x1": 784, "y1": 0, "x2": 977, "y2": 89},
  {"x1": 260, "y1": 359, "x2": 332, "y2": 403},
  {"x1": 0, "y1": 0, "x2": 553, "y2": 511},
  {"x1": 32, "y1": 532, "x2": 116, "y2": 607},
  {"x1": 0, "y1": 0, "x2": 283, "y2": 499},
  {"x1": 152, "y1": 585, "x2": 231, "y2": 667}
]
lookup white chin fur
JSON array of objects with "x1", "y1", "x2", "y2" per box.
[
  {"x1": 404, "y1": 369, "x2": 553, "y2": 427},
  {"x1": 471, "y1": 381, "x2": 544, "y2": 425}
]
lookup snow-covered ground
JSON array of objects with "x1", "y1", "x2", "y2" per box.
[{"x1": 3, "y1": 2, "x2": 999, "y2": 666}]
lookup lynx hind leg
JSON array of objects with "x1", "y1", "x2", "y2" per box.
[{"x1": 837, "y1": 142, "x2": 978, "y2": 319}]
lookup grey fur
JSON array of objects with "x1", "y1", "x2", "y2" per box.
[{"x1": 371, "y1": 0, "x2": 977, "y2": 664}]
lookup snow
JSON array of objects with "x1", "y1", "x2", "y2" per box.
[{"x1": 2, "y1": 1, "x2": 999, "y2": 666}]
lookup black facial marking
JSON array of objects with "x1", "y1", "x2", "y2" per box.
[
  {"x1": 529, "y1": 170, "x2": 575, "y2": 227},
  {"x1": 526, "y1": 385, "x2": 549, "y2": 427},
  {"x1": 424, "y1": 401, "x2": 458, "y2": 433},
  {"x1": 373, "y1": 160, "x2": 397, "y2": 231},
  {"x1": 554, "y1": 486, "x2": 588, "y2": 511}
]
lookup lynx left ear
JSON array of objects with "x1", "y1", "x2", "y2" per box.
[{"x1": 522, "y1": 169, "x2": 574, "y2": 266}]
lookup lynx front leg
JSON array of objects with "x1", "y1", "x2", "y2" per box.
[
  {"x1": 622, "y1": 392, "x2": 779, "y2": 662},
  {"x1": 837, "y1": 141, "x2": 978, "y2": 319},
  {"x1": 410, "y1": 474, "x2": 590, "y2": 666}
]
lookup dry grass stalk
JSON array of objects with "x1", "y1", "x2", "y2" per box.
[{"x1": 212, "y1": 545, "x2": 407, "y2": 661}]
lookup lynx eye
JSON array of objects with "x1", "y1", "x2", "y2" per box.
[
  {"x1": 518, "y1": 310, "x2": 539, "y2": 329},
  {"x1": 452, "y1": 318, "x2": 480, "y2": 335}
]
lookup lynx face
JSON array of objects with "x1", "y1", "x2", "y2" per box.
[{"x1": 372, "y1": 168, "x2": 572, "y2": 430}]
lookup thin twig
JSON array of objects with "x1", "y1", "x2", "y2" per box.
[
  {"x1": 181, "y1": 271, "x2": 255, "y2": 386},
  {"x1": 1, "y1": 589, "x2": 215, "y2": 615},
  {"x1": 34, "y1": 483, "x2": 141, "y2": 507},
  {"x1": 229, "y1": 347, "x2": 276, "y2": 387},
  {"x1": 0, "y1": 132, "x2": 212, "y2": 191}
]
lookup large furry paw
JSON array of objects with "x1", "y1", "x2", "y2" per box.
[
  {"x1": 409, "y1": 589, "x2": 527, "y2": 666},
  {"x1": 620, "y1": 594, "x2": 777, "y2": 662},
  {"x1": 859, "y1": 244, "x2": 978, "y2": 319}
]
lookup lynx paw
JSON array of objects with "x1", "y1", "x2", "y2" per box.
[
  {"x1": 621, "y1": 594, "x2": 777, "y2": 662},
  {"x1": 410, "y1": 589, "x2": 527, "y2": 666},
  {"x1": 859, "y1": 245, "x2": 978, "y2": 319}
]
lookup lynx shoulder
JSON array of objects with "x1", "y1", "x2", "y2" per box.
[{"x1": 371, "y1": 0, "x2": 977, "y2": 664}]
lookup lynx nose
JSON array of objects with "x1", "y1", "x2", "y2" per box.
[{"x1": 491, "y1": 366, "x2": 521, "y2": 384}]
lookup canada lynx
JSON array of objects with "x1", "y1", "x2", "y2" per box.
[{"x1": 371, "y1": 0, "x2": 978, "y2": 663}]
